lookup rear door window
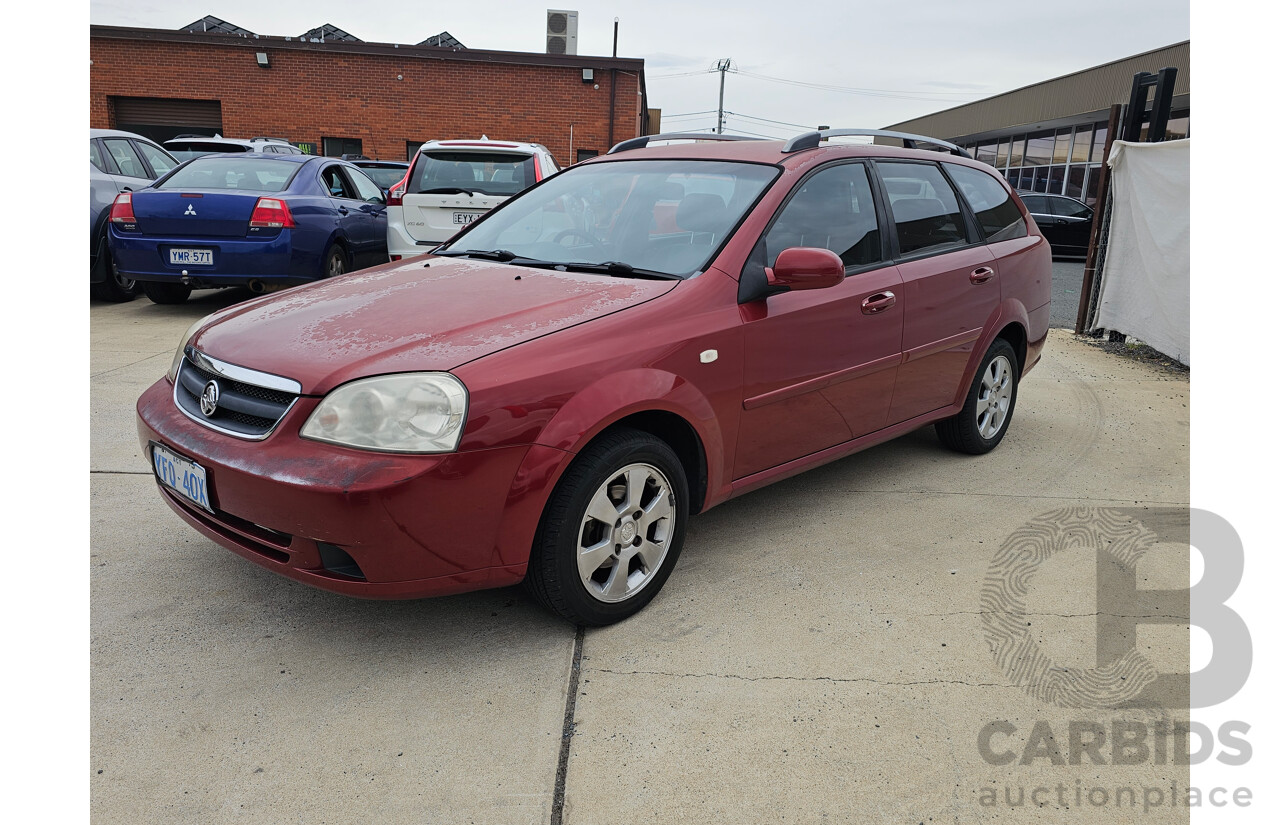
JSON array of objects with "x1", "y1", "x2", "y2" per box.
[
  {"x1": 1020, "y1": 194, "x2": 1048, "y2": 214},
  {"x1": 322, "y1": 166, "x2": 357, "y2": 199},
  {"x1": 945, "y1": 163, "x2": 1027, "y2": 243},
  {"x1": 1048, "y1": 197, "x2": 1092, "y2": 219},
  {"x1": 409, "y1": 151, "x2": 537, "y2": 196},
  {"x1": 103, "y1": 138, "x2": 148, "y2": 179},
  {"x1": 877, "y1": 161, "x2": 969, "y2": 256}
]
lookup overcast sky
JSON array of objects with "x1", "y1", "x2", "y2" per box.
[{"x1": 90, "y1": 1, "x2": 1189, "y2": 136}]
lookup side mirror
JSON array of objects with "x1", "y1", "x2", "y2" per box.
[{"x1": 765, "y1": 247, "x2": 845, "y2": 292}]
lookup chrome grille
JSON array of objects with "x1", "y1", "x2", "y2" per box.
[{"x1": 173, "y1": 349, "x2": 300, "y2": 439}]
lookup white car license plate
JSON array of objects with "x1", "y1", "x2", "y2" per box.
[
  {"x1": 169, "y1": 248, "x2": 213, "y2": 266},
  {"x1": 452, "y1": 211, "x2": 482, "y2": 225},
  {"x1": 152, "y1": 443, "x2": 213, "y2": 513}
]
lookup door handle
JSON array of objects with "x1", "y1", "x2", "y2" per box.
[
  {"x1": 861, "y1": 291, "x2": 896, "y2": 315},
  {"x1": 970, "y1": 267, "x2": 995, "y2": 284},
  {"x1": 337, "y1": 206, "x2": 350, "y2": 215}
]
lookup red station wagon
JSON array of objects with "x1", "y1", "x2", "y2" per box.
[{"x1": 137, "y1": 129, "x2": 1051, "y2": 626}]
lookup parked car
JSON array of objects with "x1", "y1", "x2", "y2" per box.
[
  {"x1": 137, "y1": 129, "x2": 1051, "y2": 626},
  {"x1": 346, "y1": 158, "x2": 411, "y2": 193},
  {"x1": 109, "y1": 153, "x2": 388, "y2": 304},
  {"x1": 91, "y1": 129, "x2": 180, "y2": 302},
  {"x1": 163, "y1": 135, "x2": 304, "y2": 162},
  {"x1": 1017, "y1": 192, "x2": 1093, "y2": 257},
  {"x1": 386, "y1": 137, "x2": 560, "y2": 260}
]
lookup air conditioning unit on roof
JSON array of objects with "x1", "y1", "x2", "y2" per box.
[{"x1": 546, "y1": 9, "x2": 578, "y2": 55}]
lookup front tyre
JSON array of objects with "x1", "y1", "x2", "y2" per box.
[
  {"x1": 142, "y1": 281, "x2": 192, "y2": 305},
  {"x1": 525, "y1": 427, "x2": 689, "y2": 626},
  {"x1": 935, "y1": 338, "x2": 1020, "y2": 455}
]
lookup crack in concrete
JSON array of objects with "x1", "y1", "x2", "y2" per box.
[
  {"x1": 917, "y1": 610, "x2": 1190, "y2": 620},
  {"x1": 590, "y1": 667, "x2": 1018, "y2": 689}
]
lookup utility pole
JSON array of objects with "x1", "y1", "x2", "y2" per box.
[{"x1": 716, "y1": 58, "x2": 731, "y2": 134}]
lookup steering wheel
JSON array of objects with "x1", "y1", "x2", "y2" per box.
[{"x1": 553, "y1": 228, "x2": 606, "y2": 252}]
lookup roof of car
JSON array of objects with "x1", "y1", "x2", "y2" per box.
[
  {"x1": 580, "y1": 138, "x2": 991, "y2": 169},
  {"x1": 91, "y1": 128, "x2": 152, "y2": 140},
  {"x1": 353, "y1": 159, "x2": 409, "y2": 166},
  {"x1": 182, "y1": 152, "x2": 317, "y2": 164}
]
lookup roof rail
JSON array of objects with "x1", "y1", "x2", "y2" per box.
[
  {"x1": 782, "y1": 129, "x2": 970, "y2": 158},
  {"x1": 607, "y1": 132, "x2": 762, "y2": 155},
  {"x1": 250, "y1": 136, "x2": 290, "y2": 143}
]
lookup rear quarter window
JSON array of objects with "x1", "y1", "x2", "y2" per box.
[{"x1": 946, "y1": 164, "x2": 1028, "y2": 243}]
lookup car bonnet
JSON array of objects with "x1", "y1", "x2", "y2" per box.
[{"x1": 189, "y1": 257, "x2": 678, "y2": 395}]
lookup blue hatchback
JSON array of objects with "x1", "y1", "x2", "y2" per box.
[{"x1": 108, "y1": 154, "x2": 388, "y2": 304}]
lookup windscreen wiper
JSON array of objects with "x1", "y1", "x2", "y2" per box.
[
  {"x1": 432, "y1": 249, "x2": 561, "y2": 267},
  {"x1": 556, "y1": 261, "x2": 683, "y2": 280},
  {"x1": 416, "y1": 186, "x2": 476, "y2": 196}
]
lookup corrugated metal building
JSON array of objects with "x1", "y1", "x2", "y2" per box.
[{"x1": 884, "y1": 41, "x2": 1189, "y2": 205}]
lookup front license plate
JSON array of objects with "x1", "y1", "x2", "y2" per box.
[
  {"x1": 168, "y1": 248, "x2": 213, "y2": 266},
  {"x1": 151, "y1": 443, "x2": 213, "y2": 513},
  {"x1": 452, "y1": 211, "x2": 482, "y2": 225}
]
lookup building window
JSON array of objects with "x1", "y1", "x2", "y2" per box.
[
  {"x1": 1024, "y1": 131, "x2": 1054, "y2": 167},
  {"x1": 406, "y1": 141, "x2": 426, "y2": 161},
  {"x1": 1052, "y1": 129, "x2": 1071, "y2": 164},
  {"x1": 322, "y1": 137, "x2": 362, "y2": 157},
  {"x1": 1070, "y1": 125, "x2": 1092, "y2": 164},
  {"x1": 576, "y1": 149, "x2": 599, "y2": 162},
  {"x1": 1007, "y1": 136, "x2": 1025, "y2": 168}
]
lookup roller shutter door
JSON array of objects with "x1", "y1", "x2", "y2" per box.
[{"x1": 111, "y1": 97, "x2": 223, "y2": 143}]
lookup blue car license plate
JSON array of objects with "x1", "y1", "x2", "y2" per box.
[
  {"x1": 151, "y1": 443, "x2": 213, "y2": 513},
  {"x1": 168, "y1": 248, "x2": 213, "y2": 266}
]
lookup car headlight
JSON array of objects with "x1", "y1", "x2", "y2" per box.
[
  {"x1": 168, "y1": 315, "x2": 214, "y2": 382},
  {"x1": 300, "y1": 373, "x2": 468, "y2": 453}
]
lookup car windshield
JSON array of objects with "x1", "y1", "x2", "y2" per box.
[
  {"x1": 360, "y1": 165, "x2": 409, "y2": 190},
  {"x1": 165, "y1": 143, "x2": 251, "y2": 161},
  {"x1": 409, "y1": 150, "x2": 538, "y2": 197},
  {"x1": 155, "y1": 157, "x2": 299, "y2": 193},
  {"x1": 437, "y1": 159, "x2": 779, "y2": 278}
]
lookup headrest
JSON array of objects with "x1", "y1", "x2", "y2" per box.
[{"x1": 676, "y1": 193, "x2": 727, "y2": 233}]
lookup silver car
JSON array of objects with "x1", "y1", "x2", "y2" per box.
[{"x1": 90, "y1": 129, "x2": 179, "y2": 301}]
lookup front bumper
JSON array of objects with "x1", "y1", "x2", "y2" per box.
[{"x1": 136, "y1": 378, "x2": 542, "y2": 598}]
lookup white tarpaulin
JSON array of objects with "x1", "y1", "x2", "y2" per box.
[{"x1": 1094, "y1": 139, "x2": 1190, "y2": 364}]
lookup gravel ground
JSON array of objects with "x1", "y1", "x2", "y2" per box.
[{"x1": 1049, "y1": 258, "x2": 1086, "y2": 328}]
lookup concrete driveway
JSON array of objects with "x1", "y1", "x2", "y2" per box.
[{"x1": 92, "y1": 288, "x2": 1190, "y2": 824}]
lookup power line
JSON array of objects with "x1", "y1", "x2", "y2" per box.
[
  {"x1": 731, "y1": 68, "x2": 981, "y2": 102},
  {"x1": 725, "y1": 111, "x2": 815, "y2": 130},
  {"x1": 649, "y1": 68, "x2": 716, "y2": 79}
]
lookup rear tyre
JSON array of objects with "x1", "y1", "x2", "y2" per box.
[
  {"x1": 323, "y1": 245, "x2": 347, "y2": 279},
  {"x1": 935, "y1": 338, "x2": 1019, "y2": 455},
  {"x1": 142, "y1": 281, "x2": 193, "y2": 305},
  {"x1": 89, "y1": 243, "x2": 138, "y2": 303},
  {"x1": 525, "y1": 427, "x2": 689, "y2": 627}
]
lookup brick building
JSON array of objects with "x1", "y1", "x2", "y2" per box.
[{"x1": 89, "y1": 23, "x2": 651, "y2": 166}]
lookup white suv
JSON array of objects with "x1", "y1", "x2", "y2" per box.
[
  {"x1": 387, "y1": 137, "x2": 560, "y2": 260},
  {"x1": 163, "y1": 135, "x2": 305, "y2": 162}
]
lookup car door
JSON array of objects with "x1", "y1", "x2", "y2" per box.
[
  {"x1": 734, "y1": 162, "x2": 904, "y2": 479},
  {"x1": 1046, "y1": 195, "x2": 1094, "y2": 253},
  {"x1": 339, "y1": 165, "x2": 389, "y2": 267},
  {"x1": 875, "y1": 160, "x2": 1000, "y2": 424},
  {"x1": 320, "y1": 164, "x2": 379, "y2": 269}
]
